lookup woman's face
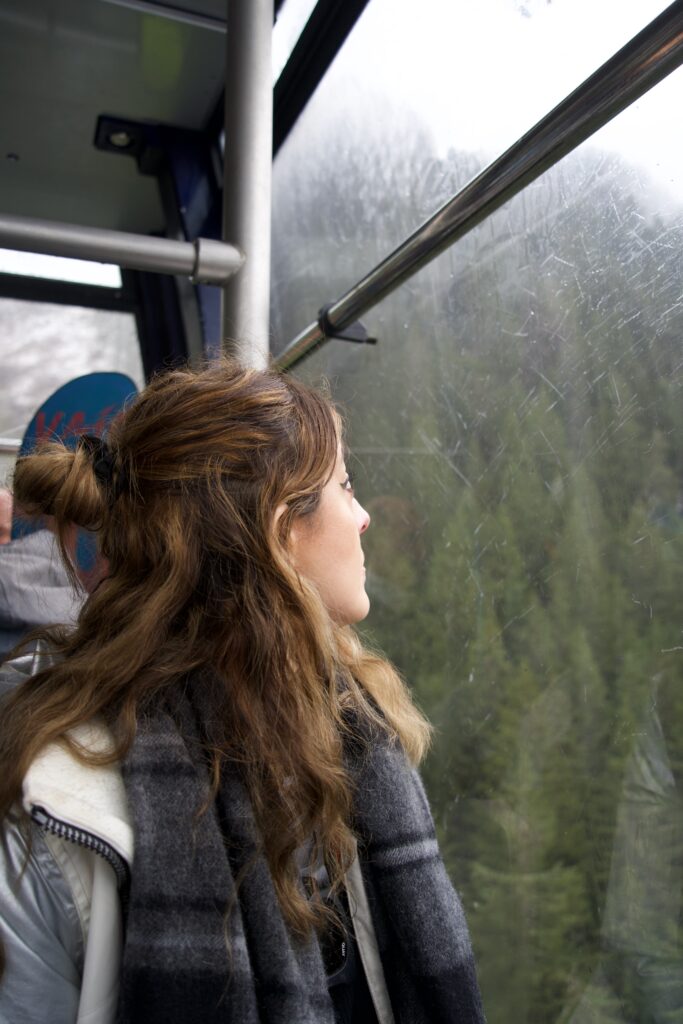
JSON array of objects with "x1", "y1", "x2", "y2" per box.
[{"x1": 288, "y1": 445, "x2": 371, "y2": 625}]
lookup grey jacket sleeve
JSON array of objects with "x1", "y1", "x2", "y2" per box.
[{"x1": 0, "y1": 815, "x2": 84, "y2": 1024}]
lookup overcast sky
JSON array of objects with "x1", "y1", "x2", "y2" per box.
[{"x1": 275, "y1": 0, "x2": 681, "y2": 201}]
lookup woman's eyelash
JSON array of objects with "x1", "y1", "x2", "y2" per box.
[{"x1": 342, "y1": 471, "x2": 355, "y2": 491}]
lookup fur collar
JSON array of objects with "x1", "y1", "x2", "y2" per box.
[{"x1": 23, "y1": 719, "x2": 134, "y2": 865}]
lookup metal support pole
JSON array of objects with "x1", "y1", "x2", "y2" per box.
[
  {"x1": 0, "y1": 213, "x2": 244, "y2": 284},
  {"x1": 222, "y1": 0, "x2": 274, "y2": 368},
  {"x1": 275, "y1": 0, "x2": 683, "y2": 370}
]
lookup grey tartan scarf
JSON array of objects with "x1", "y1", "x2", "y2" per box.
[{"x1": 117, "y1": 692, "x2": 485, "y2": 1024}]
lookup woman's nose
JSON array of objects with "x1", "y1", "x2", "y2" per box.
[{"x1": 355, "y1": 499, "x2": 370, "y2": 534}]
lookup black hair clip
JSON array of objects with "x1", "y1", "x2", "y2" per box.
[{"x1": 79, "y1": 433, "x2": 126, "y2": 500}]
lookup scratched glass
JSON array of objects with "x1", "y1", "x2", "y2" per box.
[
  {"x1": 270, "y1": 3, "x2": 683, "y2": 1020},
  {"x1": 271, "y1": 0, "x2": 673, "y2": 349}
]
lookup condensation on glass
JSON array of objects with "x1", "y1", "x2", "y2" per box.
[{"x1": 270, "y1": 2, "x2": 683, "y2": 1021}]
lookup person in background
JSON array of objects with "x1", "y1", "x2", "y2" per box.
[
  {"x1": 0, "y1": 489, "x2": 11, "y2": 545},
  {"x1": 0, "y1": 360, "x2": 485, "y2": 1024},
  {"x1": 0, "y1": 484, "x2": 80, "y2": 664}
]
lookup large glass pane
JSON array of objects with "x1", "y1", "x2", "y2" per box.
[
  {"x1": 271, "y1": 0, "x2": 673, "y2": 348},
  {"x1": 0, "y1": 300, "x2": 143, "y2": 484},
  {"x1": 0, "y1": 249, "x2": 121, "y2": 287},
  {"x1": 271, "y1": 6, "x2": 683, "y2": 1022}
]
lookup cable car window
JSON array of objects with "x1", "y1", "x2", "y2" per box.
[
  {"x1": 271, "y1": 0, "x2": 673, "y2": 347},
  {"x1": 270, "y1": 7, "x2": 683, "y2": 1022},
  {"x1": 272, "y1": 0, "x2": 319, "y2": 82},
  {"x1": 0, "y1": 249, "x2": 121, "y2": 287},
  {"x1": 0, "y1": 298, "x2": 142, "y2": 484}
]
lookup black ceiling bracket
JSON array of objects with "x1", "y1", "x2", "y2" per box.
[{"x1": 318, "y1": 303, "x2": 376, "y2": 345}]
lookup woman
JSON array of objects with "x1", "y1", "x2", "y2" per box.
[{"x1": 0, "y1": 360, "x2": 485, "y2": 1024}]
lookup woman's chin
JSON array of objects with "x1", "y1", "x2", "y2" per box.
[{"x1": 331, "y1": 593, "x2": 371, "y2": 627}]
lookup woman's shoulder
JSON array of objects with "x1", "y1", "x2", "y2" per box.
[
  {"x1": 2, "y1": 649, "x2": 134, "y2": 865},
  {"x1": 0, "y1": 811, "x2": 85, "y2": 1023},
  {"x1": 22, "y1": 718, "x2": 134, "y2": 868},
  {"x1": 1, "y1": 716, "x2": 132, "y2": 1022},
  {"x1": 0, "y1": 640, "x2": 54, "y2": 697}
]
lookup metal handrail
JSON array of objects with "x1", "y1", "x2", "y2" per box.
[
  {"x1": 97, "y1": 0, "x2": 227, "y2": 33},
  {"x1": 275, "y1": 0, "x2": 683, "y2": 370},
  {"x1": 0, "y1": 214, "x2": 244, "y2": 285}
]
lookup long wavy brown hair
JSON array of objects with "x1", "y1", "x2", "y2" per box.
[{"x1": 0, "y1": 359, "x2": 430, "y2": 938}]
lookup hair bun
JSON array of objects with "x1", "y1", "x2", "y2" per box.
[{"x1": 13, "y1": 439, "x2": 107, "y2": 530}]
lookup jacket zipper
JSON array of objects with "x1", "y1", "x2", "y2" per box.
[{"x1": 30, "y1": 804, "x2": 131, "y2": 899}]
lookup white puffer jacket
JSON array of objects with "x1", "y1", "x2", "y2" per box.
[{"x1": 0, "y1": 710, "x2": 132, "y2": 1024}]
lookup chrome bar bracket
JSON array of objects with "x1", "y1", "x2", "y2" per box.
[
  {"x1": 318, "y1": 304, "x2": 376, "y2": 345},
  {"x1": 192, "y1": 237, "x2": 245, "y2": 285}
]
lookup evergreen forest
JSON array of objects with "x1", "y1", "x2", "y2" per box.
[{"x1": 272, "y1": 100, "x2": 683, "y2": 1024}]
